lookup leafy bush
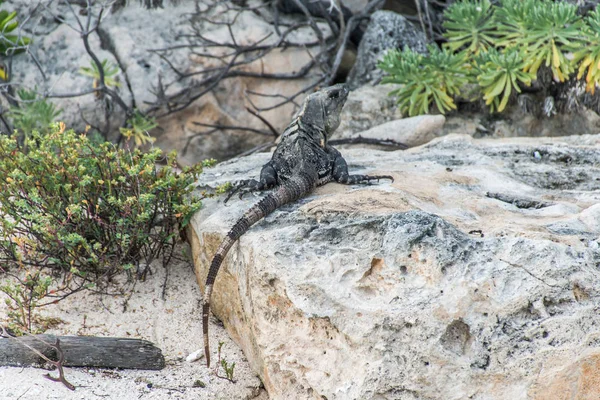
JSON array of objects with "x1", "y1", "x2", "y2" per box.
[
  {"x1": 0, "y1": 1, "x2": 31, "y2": 58},
  {"x1": 120, "y1": 110, "x2": 158, "y2": 147},
  {"x1": 378, "y1": 46, "x2": 468, "y2": 116},
  {"x1": 574, "y1": 10, "x2": 600, "y2": 94},
  {"x1": 0, "y1": 270, "x2": 54, "y2": 334},
  {"x1": 0, "y1": 123, "x2": 207, "y2": 296},
  {"x1": 442, "y1": 0, "x2": 496, "y2": 55},
  {"x1": 475, "y1": 48, "x2": 535, "y2": 113},
  {"x1": 8, "y1": 88, "x2": 62, "y2": 138},
  {"x1": 379, "y1": 0, "x2": 599, "y2": 116},
  {"x1": 79, "y1": 58, "x2": 121, "y2": 90}
]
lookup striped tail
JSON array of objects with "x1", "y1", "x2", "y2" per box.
[{"x1": 203, "y1": 172, "x2": 315, "y2": 367}]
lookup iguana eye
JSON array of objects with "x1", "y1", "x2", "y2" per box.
[{"x1": 329, "y1": 90, "x2": 340, "y2": 99}]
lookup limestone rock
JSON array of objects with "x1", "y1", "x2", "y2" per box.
[
  {"x1": 336, "y1": 114, "x2": 446, "y2": 147},
  {"x1": 336, "y1": 84, "x2": 402, "y2": 137},
  {"x1": 189, "y1": 133, "x2": 600, "y2": 399},
  {"x1": 347, "y1": 10, "x2": 428, "y2": 89}
]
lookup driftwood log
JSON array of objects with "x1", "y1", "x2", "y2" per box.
[{"x1": 0, "y1": 334, "x2": 165, "y2": 370}]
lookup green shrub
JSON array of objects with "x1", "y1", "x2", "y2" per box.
[
  {"x1": 475, "y1": 48, "x2": 535, "y2": 113},
  {"x1": 442, "y1": 0, "x2": 497, "y2": 55},
  {"x1": 0, "y1": 270, "x2": 54, "y2": 334},
  {"x1": 379, "y1": 0, "x2": 599, "y2": 115},
  {"x1": 8, "y1": 88, "x2": 62, "y2": 138},
  {"x1": 378, "y1": 46, "x2": 469, "y2": 116},
  {"x1": 574, "y1": 10, "x2": 600, "y2": 94},
  {"x1": 0, "y1": 1, "x2": 31, "y2": 59},
  {"x1": 0, "y1": 123, "x2": 207, "y2": 293}
]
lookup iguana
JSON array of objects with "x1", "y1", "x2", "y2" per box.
[{"x1": 202, "y1": 83, "x2": 393, "y2": 367}]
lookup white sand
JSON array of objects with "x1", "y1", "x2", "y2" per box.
[{"x1": 0, "y1": 245, "x2": 267, "y2": 400}]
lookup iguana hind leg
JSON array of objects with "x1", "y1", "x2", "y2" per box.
[{"x1": 225, "y1": 162, "x2": 278, "y2": 203}]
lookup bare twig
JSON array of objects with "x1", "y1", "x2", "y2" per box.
[
  {"x1": 329, "y1": 136, "x2": 408, "y2": 149},
  {"x1": 245, "y1": 106, "x2": 280, "y2": 137},
  {"x1": 0, "y1": 327, "x2": 76, "y2": 391}
]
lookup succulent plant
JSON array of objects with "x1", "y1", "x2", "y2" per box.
[
  {"x1": 379, "y1": 45, "x2": 470, "y2": 116},
  {"x1": 443, "y1": 0, "x2": 497, "y2": 55}
]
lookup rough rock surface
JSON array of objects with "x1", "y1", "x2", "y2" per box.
[
  {"x1": 335, "y1": 84, "x2": 402, "y2": 137},
  {"x1": 188, "y1": 133, "x2": 600, "y2": 399},
  {"x1": 347, "y1": 10, "x2": 428, "y2": 89}
]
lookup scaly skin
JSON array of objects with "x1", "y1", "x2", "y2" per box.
[{"x1": 203, "y1": 84, "x2": 393, "y2": 367}]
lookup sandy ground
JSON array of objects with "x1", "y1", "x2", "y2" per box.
[{"x1": 0, "y1": 244, "x2": 268, "y2": 400}]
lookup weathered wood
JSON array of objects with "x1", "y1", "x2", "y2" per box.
[{"x1": 0, "y1": 334, "x2": 165, "y2": 370}]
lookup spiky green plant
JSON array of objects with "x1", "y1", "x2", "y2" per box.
[
  {"x1": 379, "y1": 46, "x2": 470, "y2": 116},
  {"x1": 475, "y1": 48, "x2": 536, "y2": 112},
  {"x1": 494, "y1": 0, "x2": 538, "y2": 47},
  {"x1": 120, "y1": 110, "x2": 158, "y2": 147},
  {"x1": 574, "y1": 10, "x2": 600, "y2": 94},
  {"x1": 79, "y1": 59, "x2": 121, "y2": 90},
  {"x1": 443, "y1": 0, "x2": 497, "y2": 55},
  {"x1": 8, "y1": 89, "x2": 62, "y2": 140},
  {"x1": 0, "y1": 1, "x2": 31, "y2": 57},
  {"x1": 505, "y1": 0, "x2": 583, "y2": 81},
  {"x1": 379, "y1": 0, "x2": 600, "y2": 115}
]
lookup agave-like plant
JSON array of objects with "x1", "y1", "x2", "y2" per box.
[
  {"x1": 119, "y1": 110, "x2": 158, "y2": 147},
  {"x1": 79, "y1": 59, "x2": 122, "y2": 90},
  {"x1": 379, "y1": 45, "x2": 470, "y2": 116},
  {"x1": 494, "y1": 0, "x2": 538, "y2": 47},
  {"x1": 0, "y1": 0, "x2": 31, "y2": 58},
  {"x1": 573, "y1": 10, "x2": 600, "y2": 94},
  {"x1": 442, "y1": 0, "x2": 497, "y2": 55},
  {"x1": 475, "y1": 48, "x2": 536, "y2": 112},
  {"x1": 513, "y1": 0, "x2": 583, "y2": 82}
]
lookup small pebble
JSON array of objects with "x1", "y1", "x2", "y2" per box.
[{"x1": 186, "y1": 349, "x2": 204, "y2": 362}]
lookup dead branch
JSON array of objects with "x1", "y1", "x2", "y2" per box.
[
  {"x1": 145, "y1": 0, "x2": 357, "y2": 139},
  {"x1": 329, "y1": 136, "x2": 408, "y2": 149},
  {"x1": 1, "y1": 327, "x2": 75, "y2": 391}
]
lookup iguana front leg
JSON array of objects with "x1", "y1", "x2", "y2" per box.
[
  {"x1": 330, "y1": 149, "x2": 394, "y2": 184},
  {"x1": 225, "y1": 161, "x2": 278, "y2": 203}
]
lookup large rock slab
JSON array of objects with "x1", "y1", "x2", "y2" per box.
[{"x1": 188, "y1": 134, "x2": 600, "y2": 399}]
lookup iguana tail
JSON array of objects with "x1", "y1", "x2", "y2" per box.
[{"x1": 203, "y1": 172, "x2": 315, "y2": 367}]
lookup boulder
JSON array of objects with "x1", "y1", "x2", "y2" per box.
[
  {"x1": 335, "y1": 84, "x2": 403, "y2": 137},
  {"x1": 188, "y1": 133, "x2": 600, "y2": 399},
  {"x1": 336, "y1": 114, "x2": 446, "y2": 147},
  {"x1": 347, "y1": 10, "x2": 428, "y2": 89}
]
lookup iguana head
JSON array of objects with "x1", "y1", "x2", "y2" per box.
[{"x1": 299, "y1": 83, "x2": 349, "y2": 137}]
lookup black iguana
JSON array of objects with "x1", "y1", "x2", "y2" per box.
[{"x1": 202, "y1": 83, "x2": 393, "y2": 367}]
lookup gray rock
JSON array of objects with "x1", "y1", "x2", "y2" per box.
[
  {"x1": 189, "y1": 134, "x2": 600, "y2": 399},
  {"x1": 336, "y1": 114, "x2": 446, "y2": 147},
  {"x1": 347, "y1": 10, "x2": 428, "y2": 89},
  {"x1": 335, "y1": 84, "x2": 402, "y2": 137}
]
